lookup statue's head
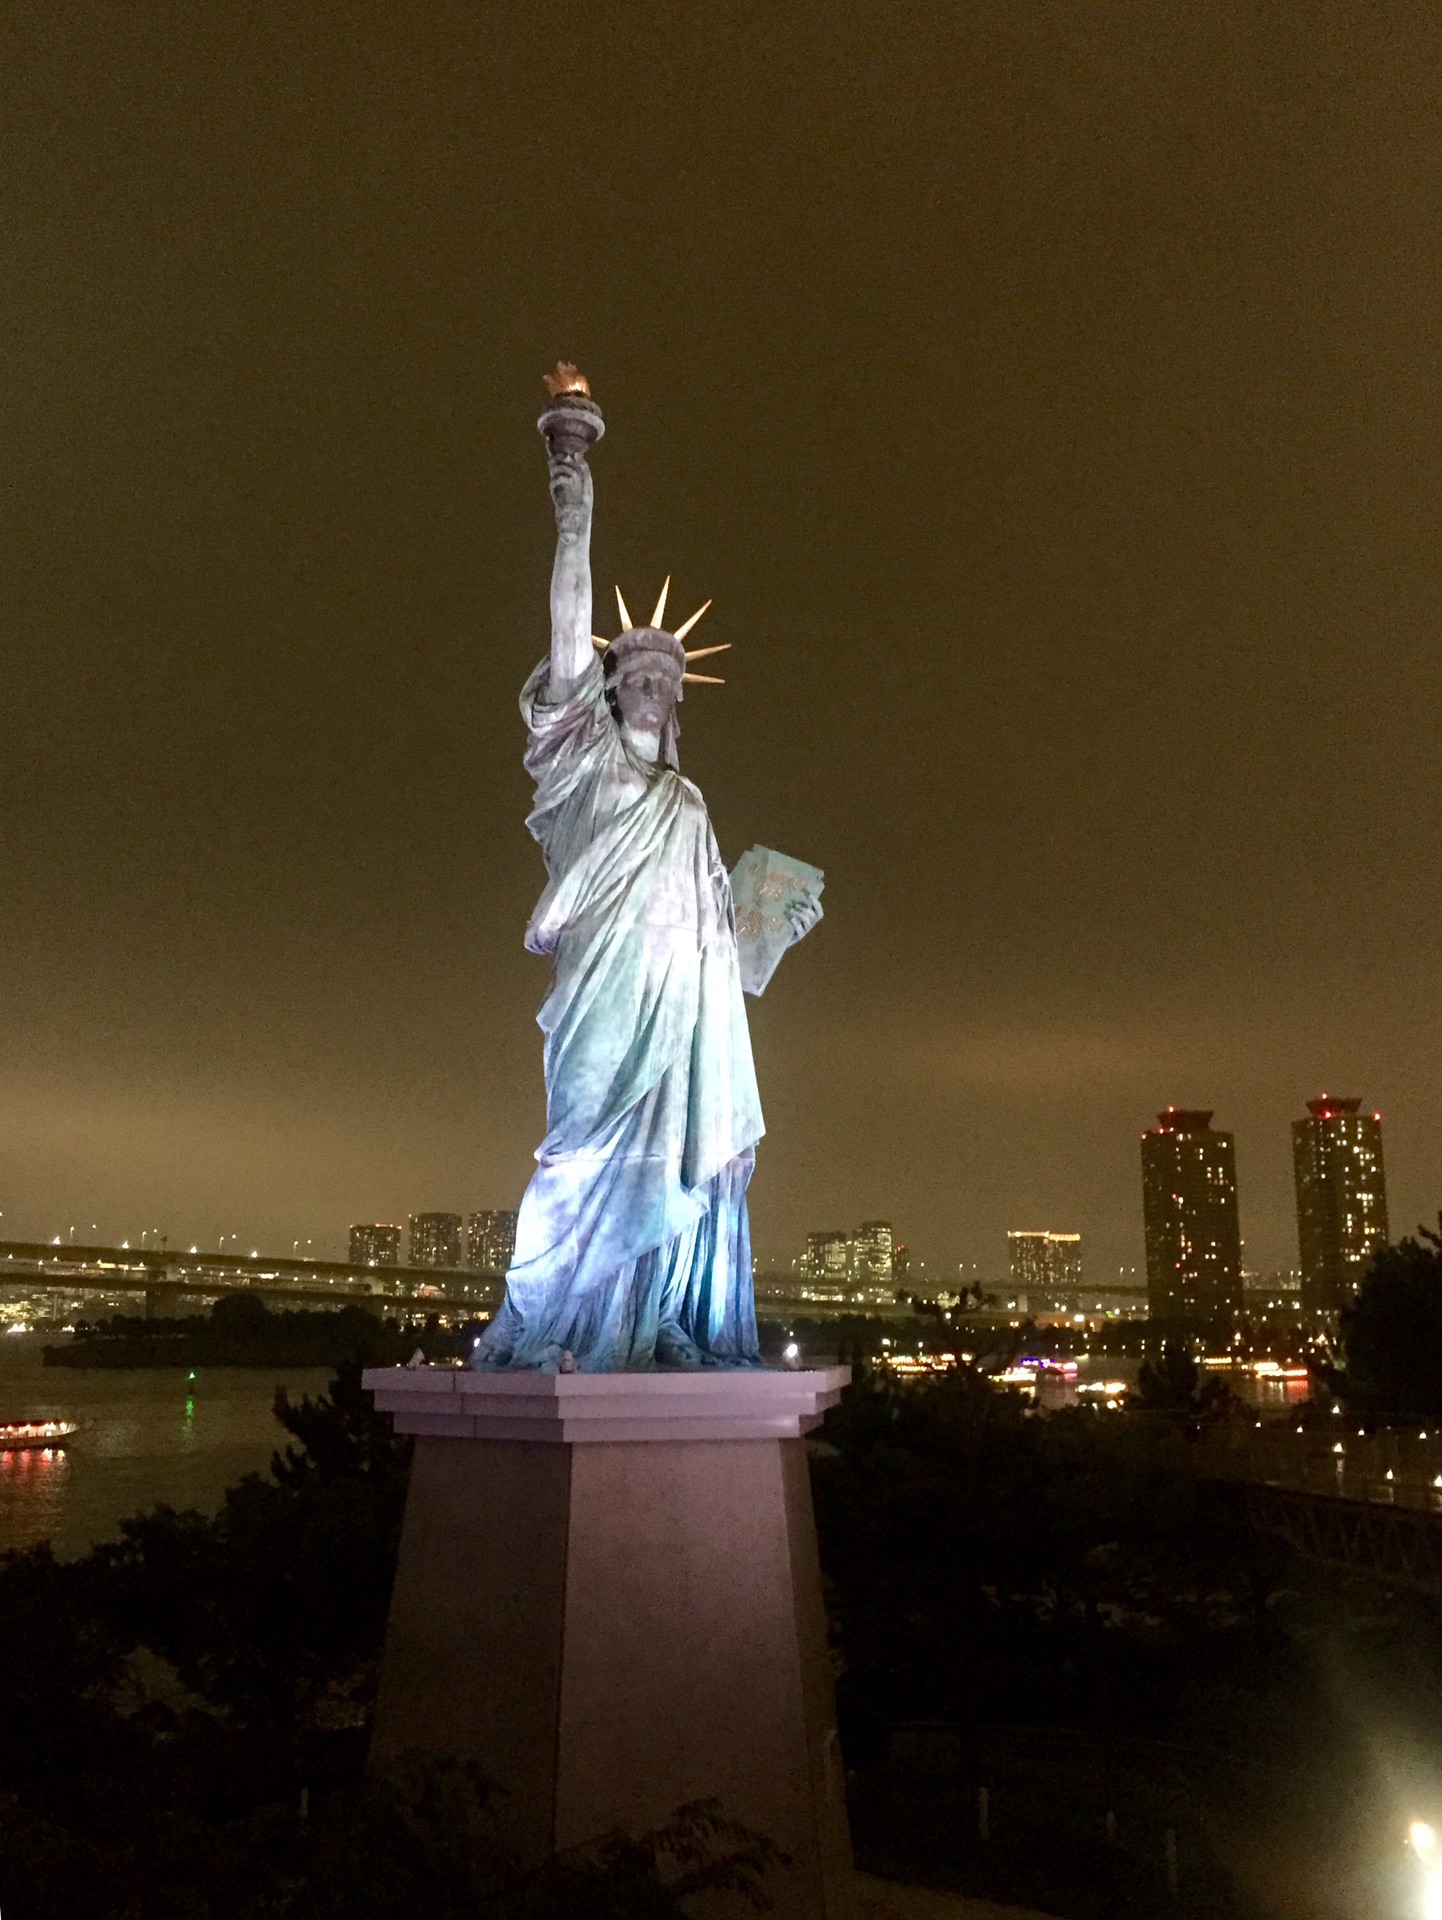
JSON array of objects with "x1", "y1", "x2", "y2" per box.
[
  {"x1": 604, "y1": 628, "x2": 686, "y2": 768},
  {"x1": 594, "y1": 582, "x2": 729, "y2": 771}
]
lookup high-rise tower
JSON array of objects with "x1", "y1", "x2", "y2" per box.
[
  {"x1": 467, "y1": 1209, "x2": 518, "y2": 1274},
  {"x1": 409, "y1": 1212, "x2": 464, "y2": 1269},
  {"x1": 853, "y1": 1221, "x2": 894, "y2": 1288},
  {"x1": 1141, "y1": 1107, "x2": 1242, "y2": 1338},
  {"x1": 1292, "y1": 1096, "x2": 1388, "y2": 1319},
  {"x1": 349, "y1": 1223, "x2": 402, "y2": 1267}
]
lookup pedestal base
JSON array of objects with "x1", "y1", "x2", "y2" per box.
[{"x1": 365, "y1": 1367, "x2": 855, "y2": 1919}]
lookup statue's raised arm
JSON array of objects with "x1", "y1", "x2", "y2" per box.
[{"x1": 538, "y1": 363, "x2": 604, "y2": 702}]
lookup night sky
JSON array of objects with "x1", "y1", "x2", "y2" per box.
[{"x1": 3, "y1": 5, "x2": 1441, "y2": 1283}]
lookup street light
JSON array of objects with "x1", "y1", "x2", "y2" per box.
[{"x1": 1411, "y1": 1821, "x2": 1442, "y2": 1918}]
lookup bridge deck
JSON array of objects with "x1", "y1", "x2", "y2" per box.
[{"x1": 0, "y1": 1238, "x2": 501, "y2": 1315}]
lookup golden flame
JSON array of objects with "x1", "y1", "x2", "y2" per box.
[{"x1": 543, "y1": 361, "x2": 591, "y2": 398}]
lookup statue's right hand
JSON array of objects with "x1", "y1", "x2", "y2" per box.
[{"x1": 548, "y1": 450, "x2": 592, "y2": 535}]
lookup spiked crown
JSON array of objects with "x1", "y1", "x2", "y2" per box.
[{"x1": 592, "y1": 580, "x2": 730, "y2": 689}]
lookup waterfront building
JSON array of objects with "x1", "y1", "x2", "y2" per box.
[
  {"x1": 1006, "y1": 1229, "x2": 1082, "y2": 1304},
  {"x1": 1292, "y1": 1096, "x2": 1388, "y2": 1319},
  {"x1": 467, "y1": 1209, "x2": 518, "y2": 1274},
  {"x1": 1140, "y1": 1107, "x2": 1242, "y2": 1339},
  {"x1": 408, "y1": 1212, "x2": 464, "y2": 1269},
  {"x1": 349, "y1": 1223, "x2": 402, "y2": 1268}
]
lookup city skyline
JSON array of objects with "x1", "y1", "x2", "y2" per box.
[{"x1": 0, "y1": 1084, "x2": 1424, "y2": 1282}]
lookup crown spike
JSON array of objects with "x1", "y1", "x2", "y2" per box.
[
  {"x1": 673, "y1": 598, "x2": 712, "y2": 642},
  {"x1": 651, "y1": 576, "x2": 671, "y2": 628},
  {"x1": 615, "y1": 585, "x2": 634, "y2": 631},
  {"x1": 682, "y1": 642, "x2": 731, "y2": 663},
  {"x1": 682, "y1": 671, "x2": 725, "y2": 684}
]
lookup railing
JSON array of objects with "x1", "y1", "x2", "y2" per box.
[{"x1": 1199, "y1": 1422, "x2": 1442, "y2": 1515}]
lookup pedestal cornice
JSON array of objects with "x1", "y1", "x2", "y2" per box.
[{"x1": 362, "y1": 1364, "x2": 851, "y2": 1444}]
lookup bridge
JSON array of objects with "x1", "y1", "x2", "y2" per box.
[
  {"x1": 1200, "y1": 1422, "x2": 1442, "y2": 1595},
  {"x1": 0, "y1": 1239, "x2": 502, "y2": 1319}
]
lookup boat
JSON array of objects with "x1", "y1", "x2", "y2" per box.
[{"x1": 0, "y1": 1419, "x2": 78, "y2": 1451}]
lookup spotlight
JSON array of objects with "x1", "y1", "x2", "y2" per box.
[{"x1": 1410, "y1": 1820, "x2": 1442, "y2": 1920}]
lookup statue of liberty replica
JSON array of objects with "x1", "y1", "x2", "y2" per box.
[{"x1": 474, "y1": 366, "x2": 823, "y2": 1372}]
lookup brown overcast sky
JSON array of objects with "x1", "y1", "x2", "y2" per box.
[{"x1": 2, "y1": 2, "x2": 1440, "y2": 1281}]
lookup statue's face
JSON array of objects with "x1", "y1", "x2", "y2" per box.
[{"x1": 610, "y1": 654, "x2": 679, "y2": 762}]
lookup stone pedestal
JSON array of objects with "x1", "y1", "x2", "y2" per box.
[{"x1": 364, "y1": 1365, "x2": 856, "y2": 1919}]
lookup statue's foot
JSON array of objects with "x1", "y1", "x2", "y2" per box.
[{"x1": 654, "y1": 1326, "x2": 704, "y2": 1370}]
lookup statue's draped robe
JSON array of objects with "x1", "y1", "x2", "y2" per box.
[{"x1": 475, "y1": 657, "x2": 765, "y2": 1370}]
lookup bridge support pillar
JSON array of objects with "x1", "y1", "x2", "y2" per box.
[{"x1": 143, "y1": 1281, "x2": 184, "y2": 1320}]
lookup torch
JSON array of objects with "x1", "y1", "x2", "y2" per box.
[{"x1": 538, "y1": 361, "x2": 605, "y2": 457}]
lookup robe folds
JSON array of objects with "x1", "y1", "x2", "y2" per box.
[{"x1": 472, "y1": 657, "x2": 765, "y2": 1371}]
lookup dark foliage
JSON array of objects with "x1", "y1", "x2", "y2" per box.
[
  {"x1": 814, "y1": 1368, "x2": 1261, "y2": 1749},
  {"x1": 45, "y1": 1299, "x2": 488, "y2": 1371},
  {"x1": 0, "y1": 1367, "x2": 778, "y2": 1918},
  {"x1": 0, "y1": 1763, "x2": 780, "y2": 1920},
  {"x1": 82, "y1": 1361, "x2": 411, "y2": 1723},
  {"x1": 46, "y1": 1299, "x2": 402, "y2": 1370},
  {"x1": 271, "y1": 1355, "x2": 415, "y2": 1489},
  {"x1": 814, "y1": 1366, "x2": 1442, "y2": 1917},
  {"x1": 1326, "y1": 1216, "x2": 1442, "y2": 1421},
  {"x1": 1129, "y1": 1343, "x2": 1235, "y2": 1422}
]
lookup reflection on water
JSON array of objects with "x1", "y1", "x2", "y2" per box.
[
  {"x1": 1028, "y1": 1360, "x2": 1313, "y2": 1412},
  {"x1": 1238, "y1": 1368, "x2": 1313, "y2": 1410},
  {"x1": 0, "y1": 1335, "x2": 333, "y2": 1559}
]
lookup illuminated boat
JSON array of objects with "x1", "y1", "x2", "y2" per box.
[{"x1": 0, "y1": 1419, "x2": 78, "y2": 1451}]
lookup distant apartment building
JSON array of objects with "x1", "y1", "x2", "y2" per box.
[
  {"x1": 467, "y1": 1209, "x2": 518, "y2": 1274},
  {"x1": 349, "y1": 1223, "x2": 402, "y2": 1268},
  {"x1": 1141, "y1": 1107, "x2": 1243, "y2": 1339},
  {"x1": 806, "y1": 1230, "x2": 852, "y2": 1282},
  {"x1": 1292, "y1": 1096, "x2": 1388, "y2": 1319},
  {"x1": 802, "y1": 1224, "x2": 899, "y2": 1302},
  {"x1": 853, "y1": 1221, "x2": 895, "y2": 1288},
  {"x1": 408, "y1": 1212, "x2": 464, "y2": 1270},
  {"x1": 1006, "y1": 1230, "x2": 1082, "y2": 1302}
]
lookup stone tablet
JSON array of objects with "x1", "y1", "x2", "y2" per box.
[{"x1": 732, "y1": 844, "x2": 826, "y2": 997}]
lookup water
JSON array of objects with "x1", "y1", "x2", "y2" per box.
[
  {"x1": 0, "y1": 1334, "x2": 1316, "y2": 1560},
  {"x1": 0, "y1": 1334, "x2": 334, "y2": 1558}
]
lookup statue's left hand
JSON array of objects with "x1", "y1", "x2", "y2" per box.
[{"x1": 785, "y1": 894, "x2": 824, "y2": 944}]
